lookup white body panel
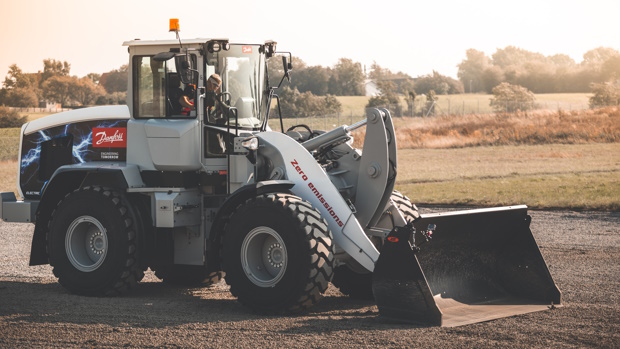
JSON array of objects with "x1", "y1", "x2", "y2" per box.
[
  {"x1": 257, "y1": 132, "x2": 379, "y2": 271},
  {"x1": 23, "y1": 105, "x2": 130, "y2": 135},
  {"x1": 127, "y1": 119, "x2": 201, "y2": 171}
]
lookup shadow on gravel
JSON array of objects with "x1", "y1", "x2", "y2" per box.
[
  {"x1": 0, "y1": 280, "x2": 250, "y2": 327},
  {"x1": 285, "y1": 295, "x2": 430, "y2": 331},
  {"x1": 0, "y1": 281, "x2": 403, "y2": 330}
]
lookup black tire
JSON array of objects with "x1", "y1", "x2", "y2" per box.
[
  {"x1": 153, "y1": 266, "x2": 224, "y2": 286},
  {"x1": 390, "y1": 190, "x2": 420, "y2": 223},
  {"x1": 332, "y1": 190, "x2": 419, "y2": 299},
  {"x1": 47, "y1": 186, "x2": 143, "y2": 296},
  {"x1": 221, "y1": 193, "x2": 334, "y2": 313}
]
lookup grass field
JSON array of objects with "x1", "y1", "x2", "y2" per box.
[
  {"x1": 1, "y1": 100, "x2": 617, "y2": 210},
  {"x1": 373, "y1": 106, "x2": 620, "y2": 148},
  {"x1": 269, "y1": 93, "x2": 593, "y2": 130},
  {"x1": 1, "y1": 143, "x2": 617, "y2": 209},
  {"x1": 395, "y1": 143, "x2": 620, "y2": 210},
  {"x1": 334, "y1": 93, "x2": 591, "y2": 118},
  {"x1": 0, "y1": 128, "x2": 21, "y2": 161}
]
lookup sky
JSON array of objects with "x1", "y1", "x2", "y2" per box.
[{"x1": 1, "y1": 0, "x2": 619, "y2": 83}]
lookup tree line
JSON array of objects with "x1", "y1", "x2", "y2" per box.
[
  {"x1": 0, "y1": 59, "x2": 127, "y2": 108},
  {"x1": 458, "y1": 46, "x2": 620, "y2": 94},
  {"x1": 2, "y1": 45, "x2": 619, "y2": 112}
]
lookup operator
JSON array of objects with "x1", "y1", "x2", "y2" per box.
[
  {"x1": 179, "y1": 83, "x2": 196, "y2": 115},
  {"x1": 206, "y1": 74, "x2": 222, "y2": 121}
]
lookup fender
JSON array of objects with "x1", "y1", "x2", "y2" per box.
[{"x1": 28, "y1": 163, "x2": 144, "y2": 266}]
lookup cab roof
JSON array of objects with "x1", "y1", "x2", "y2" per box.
[{"x1": 123, "y1": 39, "x2": 214, "y2": 47}]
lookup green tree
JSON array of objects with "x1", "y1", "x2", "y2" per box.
[
  {"x1": 457, "y1": 49, "x2": 490, "y2": 93},
  {"x1": 43, "y1": 75, "x2": 74, "y2": 106},
  {"x1": 480, "y1": 66, "x2": 504, "y2": 93},
  {"x1": 1, "y1": 64, "x2": 39, "y2": 107},
  {"x1": 86, "y1": 73, "x2": 101, "y2": 84},
  {"x1": 489, "y1": 82, "x2": 535, "y2": 113},
  {"x1": 368, "y1": 61, "x2": 388, "y2": 80},
  {"x1": 3, "y1": 64, "x2": 38, "y2": 90},
  {"x1": 69, "y1": 77, "x2": 106, "y2": 106},
  {"x1": 293, "y1": 65, "x2": 330, "y2": 95},
  {"x1": 424, "y1": 90, "x2": 438, "y2": 116},
  {"x1": 0, "y1": 106, "x2": 27, "y2": 127},
  {"x1": 96, "y1": 91, "x2": 127, "y2": 105},
  {"x1": 414, "y1": 71, "x2": 463, "y2": 95},
  {"x1": 549, "y1": 54, "x2": 576, "y2": 68},
  {"x1": 328, "y1": 58, "x2": 364, "y2": 96},
  {"x1": 492, "y1": 46, "x2": 547, "y2": 69},
  {"x1": 366, "y1": 80, "x2": 403, "y2": 116},
  {"x1": 601, "y1": 55, "x2": 620, "y2": 81},
  {"x1": 406, "y1": 90, "x2": 416, "y2": 116},
  {"x1": 589, "y1": 82, "x2": 620, "y2": 108},
  {"x1": 41, "y1": 59, "x2": 70, "y2": 84},
  {"x1": 267, "y1": 55, "x2": 297, "y2": 87},
  {"x1": 3, "y1": 64, "x2": 24, "y2": 89},
  {"x1": 99, "y1": 65, "x2": 128, "y2": 93},
  {"x1": 275, "y1": 86, "x2": 341, "y2": 118},
  {"x1": 5, "y1": 88, "x2": 39, "y2": 107},
  {"x1": 582, "y1": 47, "x2": 620, "y2": 67},
  {"x1": 369, "y1": 62, "x2": 415, "y2": 95}
]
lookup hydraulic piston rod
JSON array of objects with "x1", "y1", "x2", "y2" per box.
[{"x1": 301, "y1": 119, "x2": 368, "y2": 152}]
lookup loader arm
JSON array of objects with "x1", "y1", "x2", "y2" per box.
[
  {"x1": 298, "y1": 108, "x2": 398, "y2": 229},
  {"x1": 354, "y1": 108, "x2": 397, "y2": 229},
  {"x1": 257, "y1": 131, "x2": 379, "y2": 271}
]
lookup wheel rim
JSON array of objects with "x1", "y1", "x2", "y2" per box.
[
  {"x1": 65, "y1": 216, "x2": 108, "y2": 272},
  {"x1": 240, "y1": 226, "x2": 288, "y2": 287}
]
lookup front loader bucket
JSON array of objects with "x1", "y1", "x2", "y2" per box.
[{"x1": 372, "y1": 205, "x2": 561, "y2": 327}]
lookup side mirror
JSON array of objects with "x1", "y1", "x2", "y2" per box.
[
  {"x1": 282, "y1": 56, "x2": 292, "y2": 71},
  {"x1": 153, "y1": 51, "x2": 176, "y2": 62},
  {"x1": 282, "y1": 55, "x2": 293, "y2": 83}
]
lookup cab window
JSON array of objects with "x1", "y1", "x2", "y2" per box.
[{"x1": 133, "y1": 55, "x2": 197, "y2": 118}]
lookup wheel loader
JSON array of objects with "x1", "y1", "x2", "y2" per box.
[{"x1": 0, "y1": 21, "x2": 560, "y2": 327}]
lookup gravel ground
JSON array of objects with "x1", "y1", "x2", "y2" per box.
[{"x1": 1, "y1": 209, "x2": 619, "y2": 348}]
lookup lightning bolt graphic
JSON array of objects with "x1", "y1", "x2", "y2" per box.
[{"x1": 20, "y1": 120, "x2": 126, "y2": 178}]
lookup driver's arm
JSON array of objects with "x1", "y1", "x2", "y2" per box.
[{"x1": 179, "y1": 95, "x2": 194, "y2": 108}]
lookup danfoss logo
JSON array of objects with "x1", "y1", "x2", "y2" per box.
[
  {"x1": 92, "y1": 128, "x2": 127, "y2": 148},
  {"x1": 291, "y1": 159, "x2": 344, "y2": 227}
]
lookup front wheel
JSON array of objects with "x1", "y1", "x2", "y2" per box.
[
  {"x1": 221, "y1": 193, "x2": 334, "y2": 313},
  {"x1": 47, "y1": 186, "x2": 143, "y2": 296}
]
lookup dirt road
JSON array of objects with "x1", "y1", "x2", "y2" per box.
[{"x1": 1, "y1": 209, "x2": 619, "y2": 348}]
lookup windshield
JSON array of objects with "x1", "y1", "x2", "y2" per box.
[{"x1": 205, "y1": 44, "x2": 267, "y2": 129}]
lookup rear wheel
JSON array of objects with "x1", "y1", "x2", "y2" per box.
[
  {"x1": 221, "y1": 193, "x2": 334, "y2": 313},
  {"x1": 47, "y1": 186, "x2": 143, "y2": 296},
  {"x1": 332, "y1": 190, "x2": 419, "y2": 299}
]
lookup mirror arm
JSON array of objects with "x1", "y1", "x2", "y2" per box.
[
  {"x1": 276, "y1": 74, "x2": 287, "y2": 89},
  {"x1": 274, "y1": 94, "x2": 284, "y2": 133},
  {"x1": 263, "y1": 88, "x2": 275, "y2": 132}
]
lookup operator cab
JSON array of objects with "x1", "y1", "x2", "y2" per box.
[
  {"x1": 129, "y1": 39, "x2": 273, "y2": 130},
  {"x1": 123, "y1": 36, "x2": 287, "y2": 192}
]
